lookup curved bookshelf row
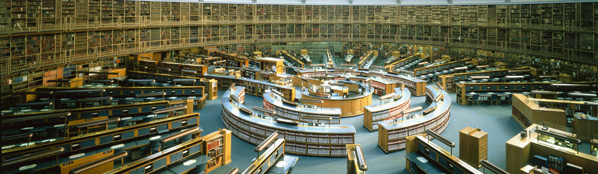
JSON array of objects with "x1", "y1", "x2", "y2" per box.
[
  {"x1": 363, "y1": 87, "x2": 412, "y2": 131},
  {"x1": 377, "y1": 85, "x2": 451, "y2": 153},
  {"x1": 221, "y1": 86, "x2": 356, "y2": 157}
]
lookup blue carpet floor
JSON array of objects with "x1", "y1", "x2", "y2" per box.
[{"x1": 197, "y1": 86, "x2": 523, "y2": 173}]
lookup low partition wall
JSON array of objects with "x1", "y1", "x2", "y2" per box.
[
  {"x1": 222, "y1": 87, "x2": 356, "y2": 157},
  {"x1": 506, "y1": 124, "x2": 598, "y2": 174},
  {"x1": 377, "y1": 86, "x2": 451, "y2": 153},
  {"x1": 263, "y1": 91, "x2": 342, "y2": 124},
  {"x1": 455, "y1": 82, "x2": 598, "y2": 105},
  {"x1": 511, "y1": 93, "x2": 567, "y2": 130},
  {"x1": 363, "y1": 87, "x2": 411, "y2": 131}
]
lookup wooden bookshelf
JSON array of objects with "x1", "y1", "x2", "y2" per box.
[
  {"x1": 363, "y1": 88, "x2": 411, "y2": 131},
  {"x1": 263, "y1": 91, "x2": 342, "y2": 124},
  {"x1": 378, "y1": 86, "x2": 451, "y2": 153},
  {"x1": 222, "y1": 87, "x2": 356, "y2": 157},
  {"x1": 0, "y1": 1, "x2": 597, "y2": 83},
  {"x1": 203, "y1": 129, "x2": 231, "y2": 172}
]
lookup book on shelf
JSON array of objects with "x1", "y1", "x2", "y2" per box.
[{"x1": 207, "y1": 138, "x2": 222, "y2": 150}]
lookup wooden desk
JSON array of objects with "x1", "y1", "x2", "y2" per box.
[
  {"x1": 456, "y1": 82, "x2": 552, "y2": 105},
  {"x1": 2, "y1": 113, "x2": 201, "y2": 173},
  {"x1": 300, "y1": 88, "x2": 373, "y2": 117},
  {"x1": 512, "y1": 94, "x2": 567, "y2": 130},
  {"x1": 263, "y1": 92, "x2": 342, "y2": 124},
  {"x1": 506, "y1": 124, "x2": 598, "y2": 174},
  {"x1": 405, "y1": 135, "x2": 482, "y2": 174},
  {"x1": 298, "y1": 68, "x2": 427, "y2": 96},
  {"x1": 106, "y1": 130, "x2": 231, "y2": 174}
]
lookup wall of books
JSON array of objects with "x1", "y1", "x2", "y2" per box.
[{"x1": 1, "y1": 1, "x2": 597, "y2": 80}]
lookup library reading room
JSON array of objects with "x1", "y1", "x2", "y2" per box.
[{"x1": 1, "y1": 0, "x2": 598, "y2": 173}]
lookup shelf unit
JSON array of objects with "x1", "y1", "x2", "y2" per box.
[
  {"x1": 0, "y1": 2, "x2": 597, "y2": 81},
  {"x1": 205, "y1": 137, "x2": 223, "y2": 171},
  {"x1": 263, "y1": 93, "x2": 342, "y2": 124},
  {"x1": 459, "y1": 127, "x2": 488, "y2": 168},
  {"x1": 201, "y1": 129, "x2": 231, "y2": 173},
  {"x1": 222, "y1": 87, "x2": 355, "y2": 157},
  {"x1": 88, "y1": 0, "x2": 100, "y2": 25},
  {"x1": 0, "y1": 0, "x2": 9, "y2": 31},
  {"x1": 363, "y1": 90, "x2": 410, "y2": 131},
  {"x1": 75, "y1": 0, "x2": 88, "y2": 28}
]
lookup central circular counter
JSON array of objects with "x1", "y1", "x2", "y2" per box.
[{"x1": 300, "y1": 88, "x2": 373, "y2": 117}]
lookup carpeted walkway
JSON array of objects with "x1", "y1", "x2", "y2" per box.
[{"x1": 197, "y1": 86, "x2": 522, "y2": 173}]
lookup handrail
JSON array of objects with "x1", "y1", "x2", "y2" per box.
[
  {"x1": 239, "y1": 107, "x2": 253, "y2": 114},
  {"x1": 281, "y1": 99, "x2": 298, "y2": 106},
  {"x1": 401, "y1": 106, "x2": 422, "y2": 115},
  {"x1": 471, "y1": 76, "x2": 490, "y2": 80},
  {"x1": 506, "y1": 75, "x2": 524, "y2": 79},
  {"x1": 298, "y1": 98, "x2": 323, "y2": 104},
  {"x1": 508, "y1": 69, "x2": 532, "y2": 73},
  {"x1": 480, "y1": 160, "x2": 509, "y2": 174},
  {"x1": 568, "y1": 92, "x2": 597, "y2": 97},
  {"x1": 425, "y1": 129, "x2": 455, "y2": 148},
  {"x1": 227, "y1": 167, "x2": 239, "y2": 174},
  {"x1": 271, "y1": 89, "x2": 284, "y2": 97},
  {"x1": 340, "y1": 63, "x2": 356, "y2": 67},
  {"x1": 173, "y1": 78, "x2": 196, "y2": 82},
  {"x1": 75, "y1": 118, "x2": 121, "y2": 129},
  {"x1": 157, "y1": 67, "x2": 172, "y2": 72},
  {"x1": 252, "y1": 107, "x2": 275, "y2": 115},
  {"x1": 161, "y1": 127, "x2": 201, "y2": 143},
  {"x1": 135, "y1": 92, "x2": 166, "y2": 98},
  {"x1": 128, "y1": 79, "x2": 156, "y2": 83},
  {"x1": 301, "y1": 115, "x2": 332, "y2": 121},
  {"x1": 55, "y1": 89, "x2": 106, "y2": 93},
  {"x1": 79, "y1": 96, "x2": 113, "y2": 102},
  {"x1": 379, "y1": 93, "x2": 395, "y2": 100},
  {"x1": 551, "y1": 83, "x2": 592, "y2": 87},
  {"x1": 89, "y1": 79, "x2": 114, "y2": 83},
  {"x1": 2, "y1": 112, "x2": 71, "y2": 124},
  {"x1": 181, "y1": 69, "x2": 197, "y2": 74},
  {"x1": 77, "y1": 71, "x2": 120, "y2": 75},
  {"x1": 434, "y1": 93, "x2": 444, "y2": 102},
  {"x1": 15, "y1": 101, "x2": 53, "y2": 107},
  {"x1": 275, "y1": 118, "x2": 299, "y2": 125},
  {"x1": 254, "y1": 132, "x2": 278, "y2": 152},
  {"x1": 152, "y1": 105, "x2": 187, "y2": 114},
  {"x1": 230, "y1": 94, "x2": 240, "y2": 103},
  {"x1": 353, "y1": 146, "x2": 367, "y2": 171},
  {"x1": 70, "y1": 152, "x2": 128, "y2": 174},
  {"x1": 535, "y1": 126, "x2": 581, "y2": 144},
  {"x1": 9, "y1": 91, "x2": 54, "y2": 95},
  {"x1": 1, "y1": 132, "x2": 33, "y2": 142},
  {"x1": 2, "y1": 147, "x2": 65, "y2": 167}
]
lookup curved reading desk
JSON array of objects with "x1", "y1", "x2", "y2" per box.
[
  {"x1": 377, "y1": 86, "x2": 451, "y2": 153},
  {"x1": 222, "y1": 87, "x2": 356, "y2": 157},
  {"x1": 298, "y1": 69, "x2": 427, "y2": 96},
  {"x1": 300, "y1": 85, "x2": 373, "y2": 117},
  {"x1": 363, "y1": 87, "x2": 411, "y2": 131},
  {"x1": 263, "y1": 91, "x2": 342, "y2": 124},
  {"x1": 205, "y1": 74, "x2": 296, "y2": 102}
]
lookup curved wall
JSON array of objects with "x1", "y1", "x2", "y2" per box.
[{"x1": 2, "y1": 2, "x2": 597, "y2": 77}]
